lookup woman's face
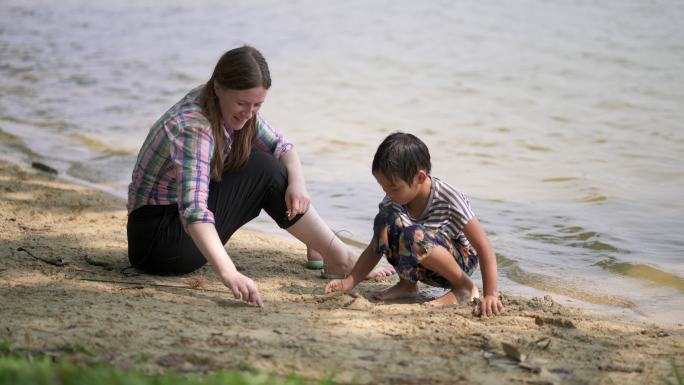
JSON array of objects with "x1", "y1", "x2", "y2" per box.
[{"x1": 214, "y1": 83, "x2": 268, "y2": 130}]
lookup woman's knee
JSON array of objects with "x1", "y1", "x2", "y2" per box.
[
  {"x1": 247, "y1": 150, "x2": 287, "y2": 187},
  {"x1": 218, "y1": 150, "x2": 287, "y2": 189}
]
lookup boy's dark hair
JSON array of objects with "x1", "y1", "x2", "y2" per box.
[{"x1": 372, "y1": 132, "x2": 431, "y2": 185}]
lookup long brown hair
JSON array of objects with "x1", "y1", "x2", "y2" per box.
[{"x1": 199, "y1": 46, "x2": 271, "y2": 181}]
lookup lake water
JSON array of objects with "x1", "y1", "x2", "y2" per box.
[{"x1": 1, "y1": 0, "x2": 683, "y2": 323}]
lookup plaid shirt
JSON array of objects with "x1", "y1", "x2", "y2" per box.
[{"x1": 127, "y1": 86, "x2": 293, "y2": 225}]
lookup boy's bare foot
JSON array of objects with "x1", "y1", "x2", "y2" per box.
[
  {"x1": 373, "y1": 280, "x2": 418, "y2": 301},
  {"x1": 425, "y1": 285, "x2": 480, "y2": 307}
]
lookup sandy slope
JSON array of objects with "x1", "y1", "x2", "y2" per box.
[{"x1": 0, "y1": 160, "x2": 682, "y2": 385}]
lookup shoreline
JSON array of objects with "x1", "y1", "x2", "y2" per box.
[
  {"x1": 1, "y1": 159, "x2": 683, "y2": 384},
  {"x1": 8, "y1": 156, "x2": 679, "y2": 327}
]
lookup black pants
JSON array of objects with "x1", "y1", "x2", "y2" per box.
[{"x1": 126, "y1": 150, "x2": 302, "y2": 275}]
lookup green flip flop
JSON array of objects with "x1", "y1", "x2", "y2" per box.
[
  {"x1": 320, "y1": 270, "x2": 346, "y2": 279},
  {"x1": 305, "y1": 259, "x2": 324, "y2": 270}
]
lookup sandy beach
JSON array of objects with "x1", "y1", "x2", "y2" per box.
[{"x1": 0, "y1": 159, "x2": 682, "y2": 385}]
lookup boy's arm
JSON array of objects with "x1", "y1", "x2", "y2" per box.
[
  {"x1": 325, "y1": 241, "x2": 381, "y2": 293},
  {"x1": 463, "y1": 217, "x2": 503, "y2": 316}
]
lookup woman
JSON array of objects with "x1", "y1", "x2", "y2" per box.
[{"x1": 127, "y1": 46, "x2": 392, "y2": 307}]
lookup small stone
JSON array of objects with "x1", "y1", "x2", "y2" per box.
[
  {"x1": 535, "y1": 337, "x2": 552, "y2": 349},
  {"x1": 157, "y1": 354, "x2": 186, "y2": 368},
  {"x1": 519, "y1": 361, "x2": 541, "y2": 373},
  {"x1": 534, "y1": 316, "x2": 575, "y2": 328},
  {"x1": 539, "y1": 367, "x2": 562, "y2": 383},
  {"x1": 501, "y1": 342, "x2": 526, "y2": 362}
]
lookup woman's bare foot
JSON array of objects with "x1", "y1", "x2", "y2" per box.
[
  {"x1": 425, "y1": 285, "x2": 480, "y2": 307},
  {"x1": 366, "y1": 256, "x2": 396, "y2": 279},
  {"x1": 373, "y1": 279, "x2": 418, "y2": 301},
  {"x1": 305, "y1": 247, "x2": 325, "y2": 270},
  {"x1": 306, "y1": 247, "x2": 323, "y2": 262},
  {"x1": 324, "y1": 249, "x2": 396, "y2": 279}
]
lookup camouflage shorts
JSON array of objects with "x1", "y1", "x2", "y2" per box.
[{"x1": 373, "y1": 206, "x2": 479, "y2": 287}]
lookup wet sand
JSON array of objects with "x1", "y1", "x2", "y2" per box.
[{"x1": 0, "y1": 160, "x2": 682, "y2": 385}]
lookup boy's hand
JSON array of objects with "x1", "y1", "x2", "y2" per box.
[
  {"x1": 325, "y1": 276, "x2": 354, "y2": 294},
  {"x1": 473, "y1": 294, "x2": 504, "y2": 317}
]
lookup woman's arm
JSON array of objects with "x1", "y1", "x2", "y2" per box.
[
  {"x1": 279, "y1": 148, "x2": 310, "y2": 220},
  {"x1": 187, "y1": 222, "x2": 263, "y2": 307},
  {"x1": 463, "y1": 217, "x2": 503, "y2": 316},
  {"x1": 167, "y1": 119, "x2": 263, "y2": 306}
]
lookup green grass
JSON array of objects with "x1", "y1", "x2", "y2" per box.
[
  {"x1": 662, "y1": 357, "x2": 683, "y2": 385},
  {"x1": 0, "y1": 356, "x2": 334, "y2": 385},
  {"x1": 0, "y1": 340, "x2": 334, "y2": 385}
]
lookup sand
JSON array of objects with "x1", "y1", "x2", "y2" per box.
[{"x1": 0, "y1": 160, "x2": 682, "y2": 385}]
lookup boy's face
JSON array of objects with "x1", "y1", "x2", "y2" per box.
[{"x1": 373, "y1": 171, "x2": 425, "y2": 205}]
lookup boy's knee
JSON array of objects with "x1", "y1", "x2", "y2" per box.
[
  {"x1": 402, "y1": 224, "x2": 427, "y2": 243},
  {"x1": 402, "y1": 224, "x2": 435, "y2": 258},
  {"x1": 373, "y1": 206, "x2": 403, "y2": 231}
]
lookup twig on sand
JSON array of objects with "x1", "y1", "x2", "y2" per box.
[
  {"x1": 598, "y1": 363, "x2": 644, "y2": 373},
  {"x1": 31, "y1": 161, "x2": 58, "y2": 175},
  {"x1": 16, "y1": 247, "x2": 67, "y2": 267},
  {"x1": 82, "y1": 255, "x2": 113, "y2": 270},
  {"x1": 80, "y1": 277, "x2": 225, "y2": 293}
]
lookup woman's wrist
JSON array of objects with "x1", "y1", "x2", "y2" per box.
[
  {"x1": 217, "y1": 262, "x2": 239, "y2": 281},
  {"x1": 219, "y1": 269, "x2": 240, "y2": 285},
  {"x1": 287, "y1": 177, "x2": 306, "y2": 190}
]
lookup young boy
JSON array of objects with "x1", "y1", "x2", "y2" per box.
[{"x1": 325, "y1": 132, "x2": 504, "y2": 316}]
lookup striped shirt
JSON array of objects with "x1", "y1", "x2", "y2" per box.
[
  {"x1": 127, "y1": 85, "x2": 293, "y2": 225},
  {"x1": 378, "y1": 176, "x2": 476, "y2": 249}
]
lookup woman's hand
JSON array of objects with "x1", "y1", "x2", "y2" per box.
[
  {"x1": 221, "y1": 271, "x2": 264, "y2": 307},
  {"x1": 285, "y1": 182, "x2": 310, "y2": 220},
  {"x1": 473, "y1": 294, "x2": 504, "y2": 317},
  {"x1": 325, "y1": 276, "x2": 354, "y2": 294},
  {"x1": 186, "y1": 223, "x2": 263, "y2": 307}
]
